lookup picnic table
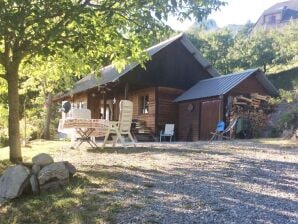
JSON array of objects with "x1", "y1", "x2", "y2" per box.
[{"x1": 58, "y1": 118, "x2": 109, "y2": 149}]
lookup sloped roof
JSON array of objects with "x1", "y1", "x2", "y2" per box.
[
  {"x1": 174, "y1": 68, "x2": 279, "y2": 102},
  {"x1": 56, "y1": 33, "x2": 219, "y2": 99},
  {"x1": 263, "y1": 0, "x2": 298, "y2": 15}
]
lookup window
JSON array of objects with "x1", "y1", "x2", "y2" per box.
[
  {"x1": 140, "y1": 95, "x2": 149, "y2": 114},
  {"x1": 270, "y1": 15, "x2": 276, "y2": 24}
]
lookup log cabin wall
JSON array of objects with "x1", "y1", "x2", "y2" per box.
[
  {"x1": 128, "y1": 87, "x2": 156, "y2": 133},
  {"x1": 156, "y1": 87, "x2": 184, "y2": 134},
  {"x1": 87, "y1": 92, "x2": 99, "y2": 119},
  {"x1": 72, "y1": 92, "x2": 88, "y2": 108}
]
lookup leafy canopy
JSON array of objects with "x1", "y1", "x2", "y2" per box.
[{"x1": 0, "y1": 0, "x2": 225, "y2": 74}]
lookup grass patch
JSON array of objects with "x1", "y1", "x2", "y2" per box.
[
  {"x1": 0, "y1": 139, "x2": 70, "y2": 163},
  {"x1": 0, "y1": 140, "x2": 123, "y2": 223},
  {"x1": 256, "y1": 138, "x2": 297, "y2": 148},
  {"x1": 0, "y1": 172, "x2": 122, "y2": 224},
  {"x1": 268, "y1": 66, "x2": 298, "y2": 91}
]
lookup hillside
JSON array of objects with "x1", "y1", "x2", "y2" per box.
[{"x1": 268, "y1": 66, "x2": 298, "y2": 91}]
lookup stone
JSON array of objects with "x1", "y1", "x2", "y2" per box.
[
  {"x1": 64, "y1": 161, "x2": 76, "y2": 177},
  {"x1": 39, "y1": 179, "x2": 69, "y2": 192},
  {"x1": 30, "y1": 174, "x2": 39, "y2": 195},
  {"x1": 32, "y1": 164, "x2": 41, "y2": 175},
  {"x1": 0, "y1": 165, "x2": 30, "y2": 199},
  {"x1": 32, "y1": 153, "x2": 54, "y2": 167},
  {"x1": 38, "y1": 162, "x2": 69, "y2": 185}
]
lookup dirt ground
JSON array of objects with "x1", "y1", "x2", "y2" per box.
[{"x1": 50, "y1": 140, "x2": 298, "y2": 224}]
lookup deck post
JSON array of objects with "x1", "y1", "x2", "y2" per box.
[
  {"x1": 124, "y1": 83, "x2": 129, "y2": 100},
  {"x1": 103, "y1": 91, "x2": 107, "y2": 119}
]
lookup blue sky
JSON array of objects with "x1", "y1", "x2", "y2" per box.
[{"x1": 167, "y1": 0, "x2": 283, "y2": 30}]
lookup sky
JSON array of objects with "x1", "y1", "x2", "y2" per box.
[{"x1": 167, "y1": 0, "x2": 284, "y2": 30}]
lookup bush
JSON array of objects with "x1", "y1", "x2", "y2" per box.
[
  {"x1": 278, "y1": 106, "x2": 298, "y2": 130},
  {"x1": 0, "y1": 129, "x2": 9, "y2": 148}
]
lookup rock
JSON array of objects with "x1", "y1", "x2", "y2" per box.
[
  {"x1": 39, "y1": 179, "x2": 69, "y2": 192},
  {"x1": 22, "y1": 162, "x2": 33, "y2": 169},
  {"x1": 30, "y1": 174, "x2": 39, "y2": 195},
  {"x1": 0, "y1": 165, "x2": 30, "y2": 199},
  {"x1": 32, "y1": 153, "x2": 54, "y2": 167},
  {"x1": 38, "y1": 162, "x2": 69, "y2": 185},
  {"x1": 32, "y1": 164, "x2": 41, "y2": 175},
  {"x1": 64, "y1": 161, "x2": 76, "y2": 177}
]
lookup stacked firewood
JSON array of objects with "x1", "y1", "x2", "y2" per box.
[{"x1": 229, "y1": 93, "x2": 273, "y2": 137}]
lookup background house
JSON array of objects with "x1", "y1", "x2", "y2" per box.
[{"x1": 254, "y1": 0, "x2": 298, "y2": 30}]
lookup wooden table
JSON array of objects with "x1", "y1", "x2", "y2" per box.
[{"x1": 58, "y1": 119, "x2": 109, "y2": 149}]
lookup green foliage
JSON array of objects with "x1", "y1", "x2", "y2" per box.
[
  {"x1": 0, "y1": 128, "x2": 8, "y2": 147},
  {"x1": 188, "y1": 28, "x2": 234, "y2": 73},
  {"x1": 187, "y1": 21, "x2": 298, "y2": 75},
  {"x1": 277, "y1": 106, "x2": 298, "y2": 135},
  {"x1": 268, "y1": 66, "x2": 298, "y2": 91},
  {"x1": 270, "y1": 87, "x2": 298, "y2": 104}
]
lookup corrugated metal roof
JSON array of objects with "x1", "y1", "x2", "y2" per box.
[
  {"x1": 56, "y1": 33, "x2": 219, "y2": 99},
  {"x1": 174, "y1": 68, "x2": 279, "y2": 102}
]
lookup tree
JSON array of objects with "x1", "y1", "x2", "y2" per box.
[
  {"x1": 21, "y1": 50, "x2": 88, "y2": 140},
  {"x1": 188, "y1": 29, "x2": 234, "y2": 74},
  {"x1": 0, "y1": 0, "x2": 224, "y2": 162}
]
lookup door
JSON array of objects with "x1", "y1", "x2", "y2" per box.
[{"x1": 200, "y1": 99, "x2": 223, "y2": 140}]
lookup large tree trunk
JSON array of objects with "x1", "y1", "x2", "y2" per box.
[
  {"x1": 7, "y1": 65, "x2": 22, "y2": 163},
  {"x1": 42, "y1": 93, "x2": 53, "y2": 140}
]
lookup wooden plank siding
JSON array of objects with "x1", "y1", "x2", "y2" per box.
[
  {"x1": 229, "y1": 75, "x2": 268, "y2": 96},
  {"x1": 177, "y1": 97, "x2": 223, "y2": 141},
  {"x1": 199, "y1": 99, "x2": 223, "y2": 140},
  {"x1": 178, "y1": 101, "x2": 201, "y2": 141},
  {"x1": 128, "y1": 87, "x2": 156, "y2": 133},
  {"x1": 156, "y1": 87, "x2": 184, "y2": 134},
  {"x1": 72, "y1": 92, "x2": 88, "y2": 108}
]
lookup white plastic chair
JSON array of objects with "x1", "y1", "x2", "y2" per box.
[
  {"x1": 102, "y1": 100, "x2": 136, "y2": 149},
  {"x1": 160, "y1": 124, "x2": 175, "y2": 142}
]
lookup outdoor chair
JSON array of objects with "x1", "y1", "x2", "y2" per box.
[
  {"x1": 210, "y1": 117, "x2": 238, "y2": 141},
  {"x1": 160, "y1": 124, "x2": 175, "y2": 142},
  {"x1": 102, "y1": 100, "x2": 136, "y2": 149}
]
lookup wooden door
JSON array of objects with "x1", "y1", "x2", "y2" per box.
[{"x1": 200, "y1": 99, "x2": 222, "y2": 140}]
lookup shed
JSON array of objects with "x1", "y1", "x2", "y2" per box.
[{"x1": 174, "y1": 68, "x2": 278, "y2": 141}]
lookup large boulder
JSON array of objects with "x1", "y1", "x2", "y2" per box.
[
  {"x1": 31, "y1": 164, "x2": 41, "y2": 175},
  {"x1": 38, "y1": 162, "x2": 69, "y2": 185},
  {"x1": 64, "y1": 161, "x2": 76, "y2": 177},
  {"x1": 30, "y1": 174, "x2": 39, "y2": 195},
  {"x1": 0, "y1": 165, "x2": 30, "y2": 199},
  {"x1": 32, "y1": 153, "x2": 54, "y2": 167},
  {"x1": 39, "y1": 179, "x2": 69, "y2": 192}
]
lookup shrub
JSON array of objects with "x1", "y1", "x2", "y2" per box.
[{"x1": 0, "y1": 129, "x2": 9, "y2": 147}]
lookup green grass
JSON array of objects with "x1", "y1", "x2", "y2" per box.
[
  {"x1": 0, "y1": 140, "x2": 69, "y2": 175},
  {"x1": 256, "y1": 138, "x2": 297, "y2": 148},
  {"x1": 0, "y1": 140, "x2": 125, "y2": 224},
  {"x1": 268, "y1": 66, "x2": 298, "y2": 91}
]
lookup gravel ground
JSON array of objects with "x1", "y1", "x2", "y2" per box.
[{"x1": 55, "y1": 140, "x2": 298, "y2": 224}]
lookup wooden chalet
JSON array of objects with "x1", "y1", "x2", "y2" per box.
[{"x1": 55, "y1": 34, "x2": 278, "y2": 141}]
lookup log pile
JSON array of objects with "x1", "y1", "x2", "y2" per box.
[{"x1": 228, "y1": 93, "x2": 274, "y2": 137}]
